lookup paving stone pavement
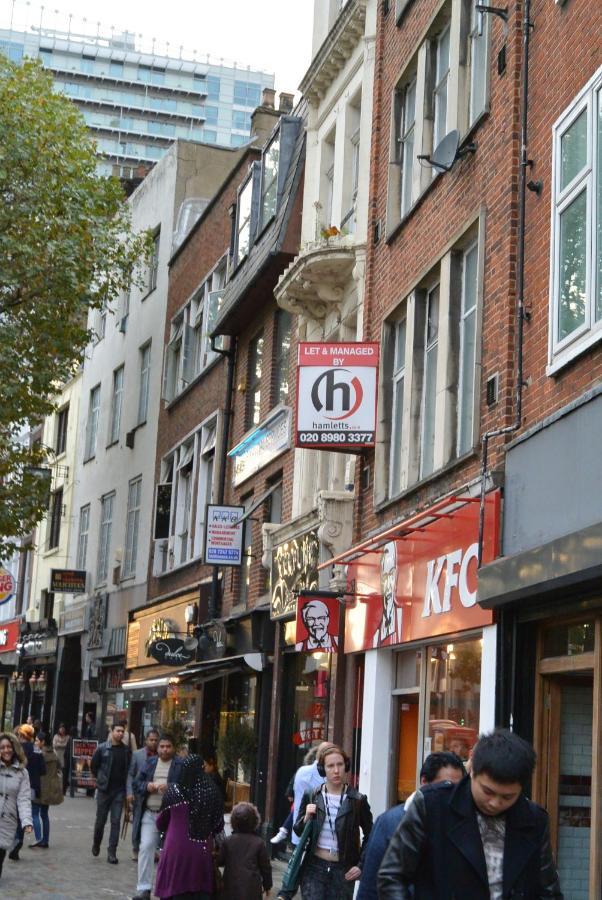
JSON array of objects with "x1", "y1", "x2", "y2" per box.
[{"x1": 0, "y1": 794, "x2": 289, "y2": 900}]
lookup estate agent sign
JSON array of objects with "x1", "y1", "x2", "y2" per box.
[
  {"x1": 295, "y1": 343, "x2": 379, "y2": 451},
  {"x1": 204, "y1": 505, "x2": 244, "y2": 566}
]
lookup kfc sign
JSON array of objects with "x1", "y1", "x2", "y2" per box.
[
  {"x1": 295, "y1": 343, "x2": 379, "y2": 451},
  {"x1": 0, "y1": 618, "x2": 21, "y2": 654},
  {"x1": 344, "y1": 492, "x2": 500, "y2": 653},
  {"x1": 295, "y1": 592, "x2": 340, "y2": 653}
]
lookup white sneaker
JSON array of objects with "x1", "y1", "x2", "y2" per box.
[{"x1": 270, "y1": 827, "x2": 289, "y2": 844}]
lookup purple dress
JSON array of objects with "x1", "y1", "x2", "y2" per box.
[{"x1": 155, "y1": 800, "x2": 215, "y2": 899}]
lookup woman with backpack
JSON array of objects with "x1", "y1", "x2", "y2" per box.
[
  {"x1": 30, "y1": 732, "x2": 64, "y2": 848},
  {"x1": 294, "y1": 744, "x2": 373, "y2": 900}
]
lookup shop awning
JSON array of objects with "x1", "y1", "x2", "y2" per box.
[
  {"x1": 121, "y1": 675, "x2": 175, "y2": 690},
  {"x1": 176, "y1": 652, "x2": 265, "y2": 682},
  {"x1": 317, "y1": 492, "x2": 482, "y2": 569}
]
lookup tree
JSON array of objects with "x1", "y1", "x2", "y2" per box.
[
  {"x1": 218, "y1": 721, "x2": 257, "y2": 804},
  {"x1": 0, "y1": 57, "x2": 150, "y2": 556}
]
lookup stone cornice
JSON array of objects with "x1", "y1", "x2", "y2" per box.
[{"x1": 299, "y1": 0, "x2": 368, "y2": 106}]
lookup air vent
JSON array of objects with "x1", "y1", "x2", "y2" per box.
[{"x1": 486, "y1": 373, "x2": 499, "y2": 407}]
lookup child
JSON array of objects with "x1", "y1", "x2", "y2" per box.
[{"x1": 217, "y1": 802, "x2": 272, "y2": 899}]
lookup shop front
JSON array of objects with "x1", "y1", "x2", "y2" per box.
[
  {"x1": 11, "y1": 626, "x2": 58, "y2": 730},
  {"x1": 323, "y1": 490, "x2": 500, "y2": 817},
  {"x1": 0, "y1": 618, "x2": 21, "y2": 728}
]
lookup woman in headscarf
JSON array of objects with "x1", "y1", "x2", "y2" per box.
[
  {"x1": 0, "y1": 732, "x2": 33, "y2": 880},
  {"x1": 155, "y1": 754, "x2": 225, "y2": 900}
]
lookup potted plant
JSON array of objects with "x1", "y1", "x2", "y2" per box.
[{"x1": 218, "y1": 721, "x2": 257, "y2": 806}]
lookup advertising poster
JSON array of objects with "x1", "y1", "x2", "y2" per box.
[
  {"x1": 71, "y1": 739, "x2": 98, "y2": 789},
  {"x1": 295, "y1": 591, "x2": 340, "y2": 652},
  {"x1": 204, "y1": 504, "x2": 244, "y2": 566}
]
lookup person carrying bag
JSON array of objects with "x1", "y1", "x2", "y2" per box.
[{"x1": 280, "y1": 817, "x2": 313, "y2": 893}]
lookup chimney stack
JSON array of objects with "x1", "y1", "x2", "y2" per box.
[
  {"x1": 278, "y1": 92, "x2": 294, "y2": 114},
  {"x1": 262, "y1": 87, "x2": 276, "y2": 109}
]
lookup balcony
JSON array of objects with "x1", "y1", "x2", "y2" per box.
[{"x1": 274, "y1": 232, "x2": 364, "y2": 320}]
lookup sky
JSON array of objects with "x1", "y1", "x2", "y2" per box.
[{"x1": 1, "y1": 0, "x2": 315, "y2": 94}]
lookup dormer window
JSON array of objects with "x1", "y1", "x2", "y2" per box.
[
  {"x1": 261, "y1": 132, "x2": 280, "y2": 227},
  {"x1": 235, "y1": 175, "x2": 253, "y2": 265}
]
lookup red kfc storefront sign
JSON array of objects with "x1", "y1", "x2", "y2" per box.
[
  {"x1": 0, "y1": 618, "x2": 21, "y2": 654},
  {"x1": 343, "y1": 492, "x2": 500, "y2": 653}
]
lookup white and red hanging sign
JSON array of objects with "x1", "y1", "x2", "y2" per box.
[{"x1": 295, "y1": 342, "x2": 379, "y2": 452}]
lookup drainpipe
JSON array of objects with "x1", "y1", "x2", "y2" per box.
[
  {"x1": 208, "y1": 335, "x2": 236, "y2": 620},
  {"x1": 477, "y1": 0, "x2": 534, "y2": 566}
]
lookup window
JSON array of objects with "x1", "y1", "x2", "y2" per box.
[
  {"x1": 207, "y1": 76, "x2": 220, "y2": 101},
  {"x1": 343, "y1": 126, "x2": 361, "y2": 233},
  {"x1": 123, "y1": 476, "x2": 142, "y2": 578},
  {"x1": 468, "y1": 3, "x2": 489, "y2": 126},
  {"x1": 398, "y1": 80, "x2": 416, "y2": 217},
  {"x1": 95, "y1": 303, "x2": 107, "y2": 342},
  {"x1": 84, "y1": 385, "x2": 101, "y2": 461},
  {"x1": 390, "y1": 317, "x2": 407, "y2": 497},
  {"x1": 162, "y1": 315, "x2": 184, "y2": 402},
  {"x1": 273, "y1": 310, "x2": 292, "y2": 405},
  {"x1": 550, "y1": 67, "x2": 602, "y2": 369},
  {"x1": 234, "y1": 80, "x2": 261, "y2": 107},
  {"x1": 204, "y1": 105, "x2": 218, "y2": 126},
  {"x1": 246, "y1": 331, "x2": 264, "y2": 428},
  {"x1": 109, "y1": 61, "x2": 123, "y2": 78},
  {"x1": 420, "y1": 285, "x2": 440, "y2": 479},
  {"x1": 97, "y1": 492, "x2": 115, "y2": 584},
  {"x1": 147, "y1": 228, "x2": 160, "y2": 294},
  {"x1": 76, "y1": 504, "x2": 90, "y2": 571},
  {"x1": 233, "y1": 109, "x2": 250, "y2": 131},
  {"x1": 47, "y1": 488, "x2": 63, "y2": 550},
  {"x1": 231, "y1": 134, "x2": 248, "y2": 148},
  {"x1": 238, "y1": 494, "x2": 254, "y2": 606},
  {"x1": 380, "y1": 235, "x2": 481, "y2": 499},
  {"x1": 55, "y1": 405, "x2": 69, "y2": 455},
  {"x1": 109, "y1": 365, "x2": 124, "y2": 444},
  {"x1": 195, "y1": 419, "x2": 217, "y2": 558},
  {"x1": 432, "y1": 26, "x2": 450, "y2": 151},
  {"x1": 261, "y1": 133, "x2": 280, "y2": 226},
  {"x1": 138, "y1": 342, "x2": 151, "y2": 424},
  {"x1": 235, "y1": 175, "x2": 253, "y2": 265},
  {"x1": 203, "y1": 129, "x2": 217, "y2": 144}
]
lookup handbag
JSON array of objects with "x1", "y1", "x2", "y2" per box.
[{"x1": 280, "y1": 818, "x2": 314, "y2": 892}]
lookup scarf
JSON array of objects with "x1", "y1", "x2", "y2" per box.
[{"x1": 161, "y1": 754, "x2": 224, "y2": 842}]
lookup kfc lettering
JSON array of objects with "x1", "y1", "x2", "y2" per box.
[{"x1": 423, "y1": 543, "x2": 479, "y2": 617}]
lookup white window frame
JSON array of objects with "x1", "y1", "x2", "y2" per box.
[
  {"x1": 84, "y1": 384, "x2": 101, "y2": 461},
  {"x1": 109, "y1": 365, "x2": 124, "y2": 444},
  {"x1": 147, "y1": 228, "x2": 160, "y2": 294},
  {"x1": 399, "y1": 79, "x2": 417, "y2": 217},
  {"x1": 342, "y1": 125, "x2": 361, "y2": 234},
  {"x1": 457, "y1": 242, "x2": 479, "y2": 456},
  {"x1": 138, "y1": 342, "x2": 151, "y2": 425},
  {"x1": 548, "y1": 67, "x2": 602, "y2": 374},
  {"x1": 235, "y1": 174, "x2": 253, "y2": 266},
  {"x1": 76, "y1": 504, "x2": 90, "y2": 571},
  {"x1": 420, "y1": 284, "x2": 440, "y2": 480},
  {"x1": 260, "y1": 132, "x2": 280, "y2": 227},
  {"x1": 123, "y1": 476, "x2": 142, "y2": 578},
  {"x1": 389, "y1": 316, "x2": 407, "y2": 497},
  {"x1": 432, "y1": 25, "x2": 451, "y2": 152},
  {"x1": 96, "y1": 491, "x2": 115, "y2": 585},
  {"x1": 468, "y1": 2, "x2": 490, "y2": 127}
]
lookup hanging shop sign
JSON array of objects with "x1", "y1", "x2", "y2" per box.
[
  {"x1": 204, "y1": 505, "x2": 245, "y2": 566},
  {"x1": 0, "y1": 567, "x2": 16, "y2": 607},
  {"x1": 271, "y1": 530, "x2": 320, "y2": 620},
  {"x1": 228, "y1": 407, "x2": 291, "y2": 487},
  {"x1": 149, "y1": 637, "x2": 195, "y2": 667},
  {"x1": 0, "y1": 619, "x2": 21, "y2": 653},
  {"x1": 70, "y1": 739, "x2": 98, "y2": 789},
  {"x1": 295, "y1": 342, "x2": 379, "y2": 451},
  {"x1": 295, "y1": 591, "x2": 340, "y2": 652},
  {"x1": 50, "y1": 569, "x2": 87, "y2": 594},
  {"x1": 87, "y1": 594, "x2": 107, "y2": 650},
  {"x1": 344, "y1": 491, "x2": 500, "y2": 653}
]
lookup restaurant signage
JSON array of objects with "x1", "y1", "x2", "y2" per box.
[
  {"x1": 204, "y1": 505, "x2": 244, "y2": 566},
  {"x1": 271, "y1": 530, "x2": 320, "y2": 620},
  {"x1": 228, "y1": 407, "x2": 291, "y2": 487},
  {"x1": 149, "y1": 637, "x2": 195, "y2": 667},
  {"x1": 295, "y1": 343, "x2": 379, "y2": 451},
  {"x1": 50, "y1": 569, "x2": 87, "y2": 594},
  {"x1": 295, "y1": 591, "x2": 340, "y2": 652},
  {"x1": 344, "y1": 492, "x2": 500, "y2": 653},
  {"x1": 0, "y1": 619, "x2": 21, "y2": 653},
  {"x1": 0, "y1": 567, "x2": 16, "y2": 606}
]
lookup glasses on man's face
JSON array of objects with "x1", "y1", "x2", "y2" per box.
[{"x1": 306, "y1": 615, "x2": 328, "y2": 628}]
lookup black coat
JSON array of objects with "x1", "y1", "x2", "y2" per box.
[
  {"x1": 378, "y1": 776, "x2": 563, "y2": 899},
  {"x1": 294, "y1": 784, "x2": 373, "y2": 870}
]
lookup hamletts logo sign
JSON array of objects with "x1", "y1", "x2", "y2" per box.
[{"x1": 296, "y1": 343, "x2": 379, "y2": 451}]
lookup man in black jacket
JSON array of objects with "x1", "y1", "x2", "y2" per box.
[
  {"x1": 90, "y1": 723, "x2": 130, "y2": 864},
  {"x1": 378, "y1": 729, "x2": 562, "y2": 899}
]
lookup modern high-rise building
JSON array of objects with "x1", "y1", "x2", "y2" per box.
[{"x1": 0, "y1": 2, "x2": 274, "y2": 176}]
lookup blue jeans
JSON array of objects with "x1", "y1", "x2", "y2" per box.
[{"x1": 32, "y1": 803, "x2": 50, "y2": 845}]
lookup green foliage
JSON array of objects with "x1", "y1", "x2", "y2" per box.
[
  {"x1": 164, "y1": 719, "x2": 188, "y2": 750},
  {"x1": 0, "y1": 57, "x2": 151, "y2": 555},
  {"x1": 218, "y1": 721, "x2": 257, "y2": 774}
]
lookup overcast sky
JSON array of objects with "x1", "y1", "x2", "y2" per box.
[{"x1": 2, "y1": 0, "x2": 315, "y2": 93}]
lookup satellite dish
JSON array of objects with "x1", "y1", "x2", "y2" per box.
[{"x1": 418, "y1": 130, "x2": 477, "y2": 174}]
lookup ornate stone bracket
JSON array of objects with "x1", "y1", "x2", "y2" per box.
[{"x1": 317, "y1": 490, "x2": 355, "y2": 558}]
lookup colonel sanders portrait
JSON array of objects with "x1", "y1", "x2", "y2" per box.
[
  {"x1": 372, "y1": 540, "x2": 403, "y2": 648},
  {"x1": 295, "y1": 598, "x2": 338, "y2": 652}
]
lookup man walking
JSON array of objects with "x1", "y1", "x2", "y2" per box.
[
  {"x1": 131, "y1": 733, "x2": 183, "y2": 900},
  {"x1": 357, "y1": 751, "x2": 465, "y2": 900},
  {"x1": 127, "y1": 729, "x2": 159, "y2": 861},
  {"x1": 378, "y1": 730, "x2": 563, "y2": 899},
  {"x1": 90, "y1": 723, "x2": 130, "y2": 864}
]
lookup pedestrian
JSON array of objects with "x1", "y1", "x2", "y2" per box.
[
  {"x1": 270, "y1": 773, "x2": 295, "y2": 846},
  {"x1": 82, "y1": 712, "x2": 96, "y2": 739},
  {"x1": 276, "y1": 743, "x2": 334, "y2": 900},
  {"x1": 154, "y1": 753, "x2": 225, "y2": 900},
  {"x1": 0, "y1": 732, "x2": 33, "y2": 881},
  {"x1": 30, "y1": 731, "x2": 64, "y2": 848},
  {"x1": 90, "y1": 722, "x2": 131, "y2": 864},
  {"x1": 378, "y1": 729, "x2": 563, "y2": 899},
  {"x1": 131, "y1": 733, "x2": 183, "y2": 900},
  {"x1": 10, "y1": 723, "x2": 46, "y2": 860},
  {"x1": 217, "y1": 801, "x2": 272, "y2": 899},
  {"x1": 108, "y1": 718, "x2": 137, "y2": 752},
  {"x1": 32, "y1": 719, "x2": 43, "y2": 738},
  {"x1": 127, "y1": 728, "x2": 160, "y2": 862},
  {"x1": 52, "y1": 723, "x2": 69, "y2": 793},
  {"x1": 294, "y1": 744, "x2": 373, "y2": 900},
  {"x1": 356, "y1": 751, "x2": 465, "y2": 900},
  {"x1": 64, "y1": 725, "x2": 79, "y2": 795},
  {"x1": 203, "y1": 752, "x2": 226, "y2": 801}
]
